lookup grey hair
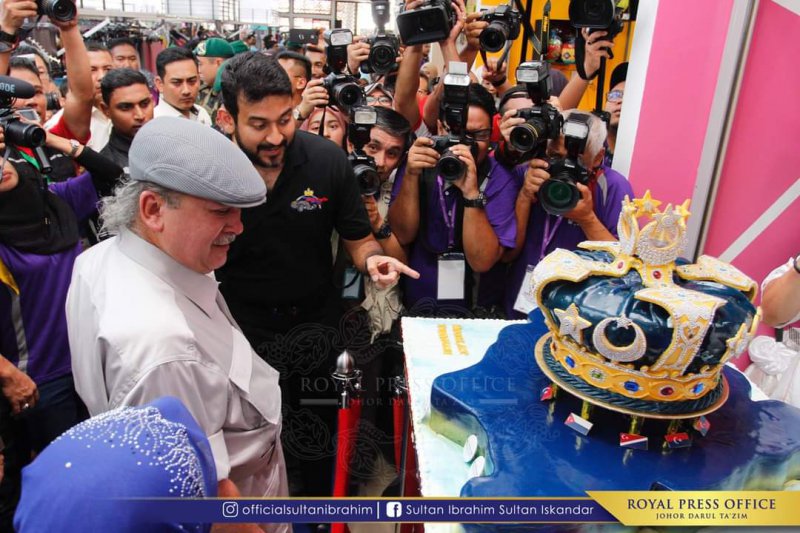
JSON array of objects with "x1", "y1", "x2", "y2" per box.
[
  {"x1": 562, "y1": 109, "x2": 607, "y2": 159},
  {"x1": 99, "y1": 178, "x2": 182, "y2": 236}
]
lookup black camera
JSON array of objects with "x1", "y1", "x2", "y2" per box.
[
  {"x1": 361, "y1": 33, "x2": 400, "y2": 75},
  {"x1": 38, "y1": 0, "x2": 77, "y2": 22},
  {"x1": 540, "y1": 112, "x2": 592, "y2": 216},
  {"x1": 430, "y1": 134, "x2": 476, "y2": 182},
  {"x1": 509, "y1": 61, "x2": 563, "y2": 156},
  {"x1": 429, "y1": 62, "x2": 473, "y2": 182},
  {"x1": 362, "y1": 0, "x2": 400, "y2": 75},
  {"x1": 323, "y1": 29, "x2": 365, "y2": 111},
  {"x1": 397, "y1": 0, "x2": 455, "y2": 46},
  {"x1": 0, "y1": 76, "x2": 46, "y2": 149},
  {"x1": 569, "y1": 0, "x2": 626, "y2": 41},
  {"x1": 479, "y1": 4, "x2": 522, "y2": 53},
  {"x1": 348, "y1": 106, "x2": 381, "y2": 195}
]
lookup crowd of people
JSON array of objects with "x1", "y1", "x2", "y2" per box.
[{"x1": 0, "y1": 0, "x2": 796, "y2": 531}]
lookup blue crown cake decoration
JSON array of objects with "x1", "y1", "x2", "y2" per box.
[{"x1": 532, "y1": 192, "x2": 760, "y2": 419}]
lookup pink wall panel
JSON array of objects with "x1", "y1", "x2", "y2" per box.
[
  {"x1": 702, "y1": 0, "x2": 800, "y2": 287},
  {"x1": 626, "y1": 0, "x2": 735, "y2": 205}
]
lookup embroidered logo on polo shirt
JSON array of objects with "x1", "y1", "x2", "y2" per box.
[{"x1": 291, "y1": 188, "x2": 328, "y2": 212}]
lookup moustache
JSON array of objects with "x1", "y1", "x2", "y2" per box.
[
  {"x1": 258, "y1": 141, "x2": 286, "y2": 152},
  {"x1": 213, "y1": 233, "x2": 237, "y2": 246}
]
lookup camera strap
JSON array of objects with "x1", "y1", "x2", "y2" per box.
[
  {"x1": 539, "y1": 214, "x2": 563, "y2": 262},
  {"x1": 436, "y1": 176, "x2": 458, "y2": 251}
]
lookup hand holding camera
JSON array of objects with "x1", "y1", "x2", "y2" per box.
[
  {"x1": 348, "y1": 36, "x2": 371, "y2": 75},
  {"x1": 0, "y1": 0, "x2": 37, "y2": 35},
  {"x1": 520, "y1": 158, "x2": 550, "y2": 203},
  {"x1": 405, "y1": 136, "x2": 440, "y2": 178},
  {"x1": 508, "y1": 62, "x2": 563, "y2": 158},
  {"x1": 323, "y1": 29, "x2": 366, "y2": 112},
  {"x1": 581, "y1": 28, "x2": 614, "y2": 79},
  {"x1": 298, "y1": 78, "x2": 329, "y2": 119},
  {"x1": 464, "y1": 12, "x2": 488, "y2": 51},
  {"x1": 446, "y1": 143, "x2": 479, "y2": 196}
]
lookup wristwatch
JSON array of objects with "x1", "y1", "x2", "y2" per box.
[
  {"x1": 794, "y1": 254, "x2": 800, "y2": 275},
  {"x1": 292, "y1": 107, "x2": 307, "y2": 121},
  {"x1": 68, "y1": 139, "x2": 81, "y2": 158},
  {"x1": 374, "y1": 222, "x2": 392, "y2": 240},
  {"x1": 463, "y1": 193, "x2": 487, "y2": 209},
  {"x1": 0, "y1": 29, "x2": 19, "y2": 54}
]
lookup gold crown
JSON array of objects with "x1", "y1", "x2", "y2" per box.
[
  {"x1": 304, "y1": 188, "x2": 315, "y2": 196},
  {"x1": 532, "y1": 192, "x2": 760, "y2": 418}
]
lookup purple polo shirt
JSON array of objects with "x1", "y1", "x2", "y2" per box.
[
  {"x1": 505, "y1": 165, "x2": 634, "y2": 318},
  {"x1": 0, "y1": 172, "x2": 98, "y2": 385},
  {"x1": 391, "y1": 154, "x2": 518, "y2": 312}
]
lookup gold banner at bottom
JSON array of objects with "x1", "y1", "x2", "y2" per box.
[{"x1": 588, "y1": 491, "x2": 800, "y2": 526}]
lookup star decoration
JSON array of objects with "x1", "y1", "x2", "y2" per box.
[
  {"x1": 651, "y1": 205, "x2": 680, "y2": 231},
  {"x1": 632, "y1": 190, "x2": 662, "y2": 218},
  {"x1": 554, "y1": 304, "x2": 592, "y2": 344},
  {"x1": 615, "y1": 316, "x2": 633, "y2": 328}
]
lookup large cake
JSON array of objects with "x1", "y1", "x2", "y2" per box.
[{"x1": 425, "y1": 194, "x2": 800, "y2": 529}]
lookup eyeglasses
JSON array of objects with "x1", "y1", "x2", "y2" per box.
[
  {"x1": 367, "y1": 96, "x2": 393, "y2": 105},
  {"x1": 606, "y1": 90, "x2": 624, "y2": 102},
  {"x1": 466, "y1": 128, "x2": 492, "y2": 142}
]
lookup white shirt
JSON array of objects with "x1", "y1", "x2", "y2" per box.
[
  {"x1": 762, "y1": 257, "x2": 800, "y2": 326},
  {"x1": 45, "y1": 106, "x2": 113, "y2": 151},
  {"x1": 154, "y1": 98, "x2": 213, "y2": 126},
  {"x1": 67, "y1": 229, "x2": 288, "y2": 503}
]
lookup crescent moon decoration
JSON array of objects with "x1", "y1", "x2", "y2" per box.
[{"x1": 592, "y1": 316, "x2": 647, "y2": 363}]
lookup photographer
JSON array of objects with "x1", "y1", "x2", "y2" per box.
[
  {"x1": 504, "y1": 109, "x2": 633, "y2": 318},
  {"x1": 0, "y1": 120, "x2": 122, "y2": 526},
  {"x1": 389, "y1": 82, "x2": 517, "y2": 315},
  {"x1": 299, "y1": 105, "x2": 348, "y2": 149}
]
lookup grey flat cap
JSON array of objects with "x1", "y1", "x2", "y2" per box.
[{"x1": 129, "y1": 117, "x2": 266, "y2": 208}]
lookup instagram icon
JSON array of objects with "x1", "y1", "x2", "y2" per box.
[{"x1": 222, "y1": 501, "x2": 239, "y2": 518}]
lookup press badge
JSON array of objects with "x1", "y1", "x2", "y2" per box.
[
  {"x1": 437, "y1": 253, "x2": 465, "y2": 300},
  {"x1": 342, "y1": 266, "x2": 363, "y2": 300},
  {"x1": 513, "y1": 265, "x2": 537, "y2": 315}
]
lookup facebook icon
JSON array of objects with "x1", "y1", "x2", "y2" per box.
[{"x1": 386, "y1": 501, "x2": 403, "y2": 518}]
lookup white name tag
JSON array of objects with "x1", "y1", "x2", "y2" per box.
[
  {"x1": 437, "y1": 253, "x2": 466, "y2": 300},
  {"x1": 513, "y1": 265, "x2": 537, "y2": 315}
]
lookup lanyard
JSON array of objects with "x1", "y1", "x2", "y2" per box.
[
  {"x1": 18, "y1": 148, "x2": 40, "y2": 171},
  {"x1": 436, "y1": 176, "x2": 458, "y2": 251},
  {"x1": 539, "y1": 215, "x2": 564, "y2": 262}
]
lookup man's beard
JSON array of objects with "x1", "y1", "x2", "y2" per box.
[{"x1": 234, "y1": 130, "x2": 287, "y2": 169}]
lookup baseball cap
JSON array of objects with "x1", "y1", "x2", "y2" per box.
[
  {"x1": 129, "y1": 117, "x2": 266, "y2": 208},
  {"x1": 194, "y1": 38, "x2": 234, "y2": 59}
]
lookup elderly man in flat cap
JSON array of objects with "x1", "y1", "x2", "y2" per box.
[{"x1": 66, "y1": 118, "x2": 289, "y2": 521}]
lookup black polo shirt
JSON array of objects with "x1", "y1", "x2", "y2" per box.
[{"x1": 217, "y1": 130, "x2": 371, "y2": 326}]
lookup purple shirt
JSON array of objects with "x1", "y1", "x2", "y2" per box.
[
  {"x1": 505, "y1": 165, "x2": 634, "y2": 318},
  {"x1": 391, "y1": 155, "x2": 518, "y2": 312},
  {"x1": 0, "y1": 173, "x2": 97, "y2": 385}
]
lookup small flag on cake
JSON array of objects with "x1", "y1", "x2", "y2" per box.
[
  {"x1": 693, "y1": 415, "x2": 710, "y2": 437},
  {"x1": 540, "y1": 385, "x2": 554, "y2": 401},
  {"x1": 565, "y1": 412, "x2": 593, "y2": 435},
  {"x1": 665, "y1": 432, "x2": 691, "y2": 449},
  {"x1": 619, "y1": 433, "x2": 648, "y2": 450}
]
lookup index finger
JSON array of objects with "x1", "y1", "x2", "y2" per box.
[{"x1": 388, "y1": 260, "x2": 421, "y2": 279}]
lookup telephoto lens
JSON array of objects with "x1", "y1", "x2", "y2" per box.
[
  {"x1": 538, "y1": 159, "x2": 585, "y2": 215},
  {"x1": 368, "y1": 40, "x2": 396, "y2": 73}
]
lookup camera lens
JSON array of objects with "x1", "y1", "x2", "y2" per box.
[
  {"x1": 437, "y1": 150, "x2": 465, "y2": 181},
  {"x1": 509, "y1": 122, "x2": 544, "y2": 153},
  {"x1": 42, "y1": 0, "x2": 77, "y2": 22},
  {"x1": 5, "y1": 119, "x2": 46, "y2": 148},
  {"x1": 540, "y1": 178, "x2": 580, "y2": 215},
  {"x1": 333, "y1": 82, "x2": 364, "y2": 110},
  {"x1": 480, "y1": 23, "x2": 508, "y2": 52},
  {"x1": 354, "y1": 164, "x2": 380, "y2": 195},
  {"x1": 370, "y1": 43, "x2": 395, "y2": 73}
]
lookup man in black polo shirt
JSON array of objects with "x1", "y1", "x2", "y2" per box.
[{"x1": 215, "y1": 52, "x2": 417, "y2": 498}]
